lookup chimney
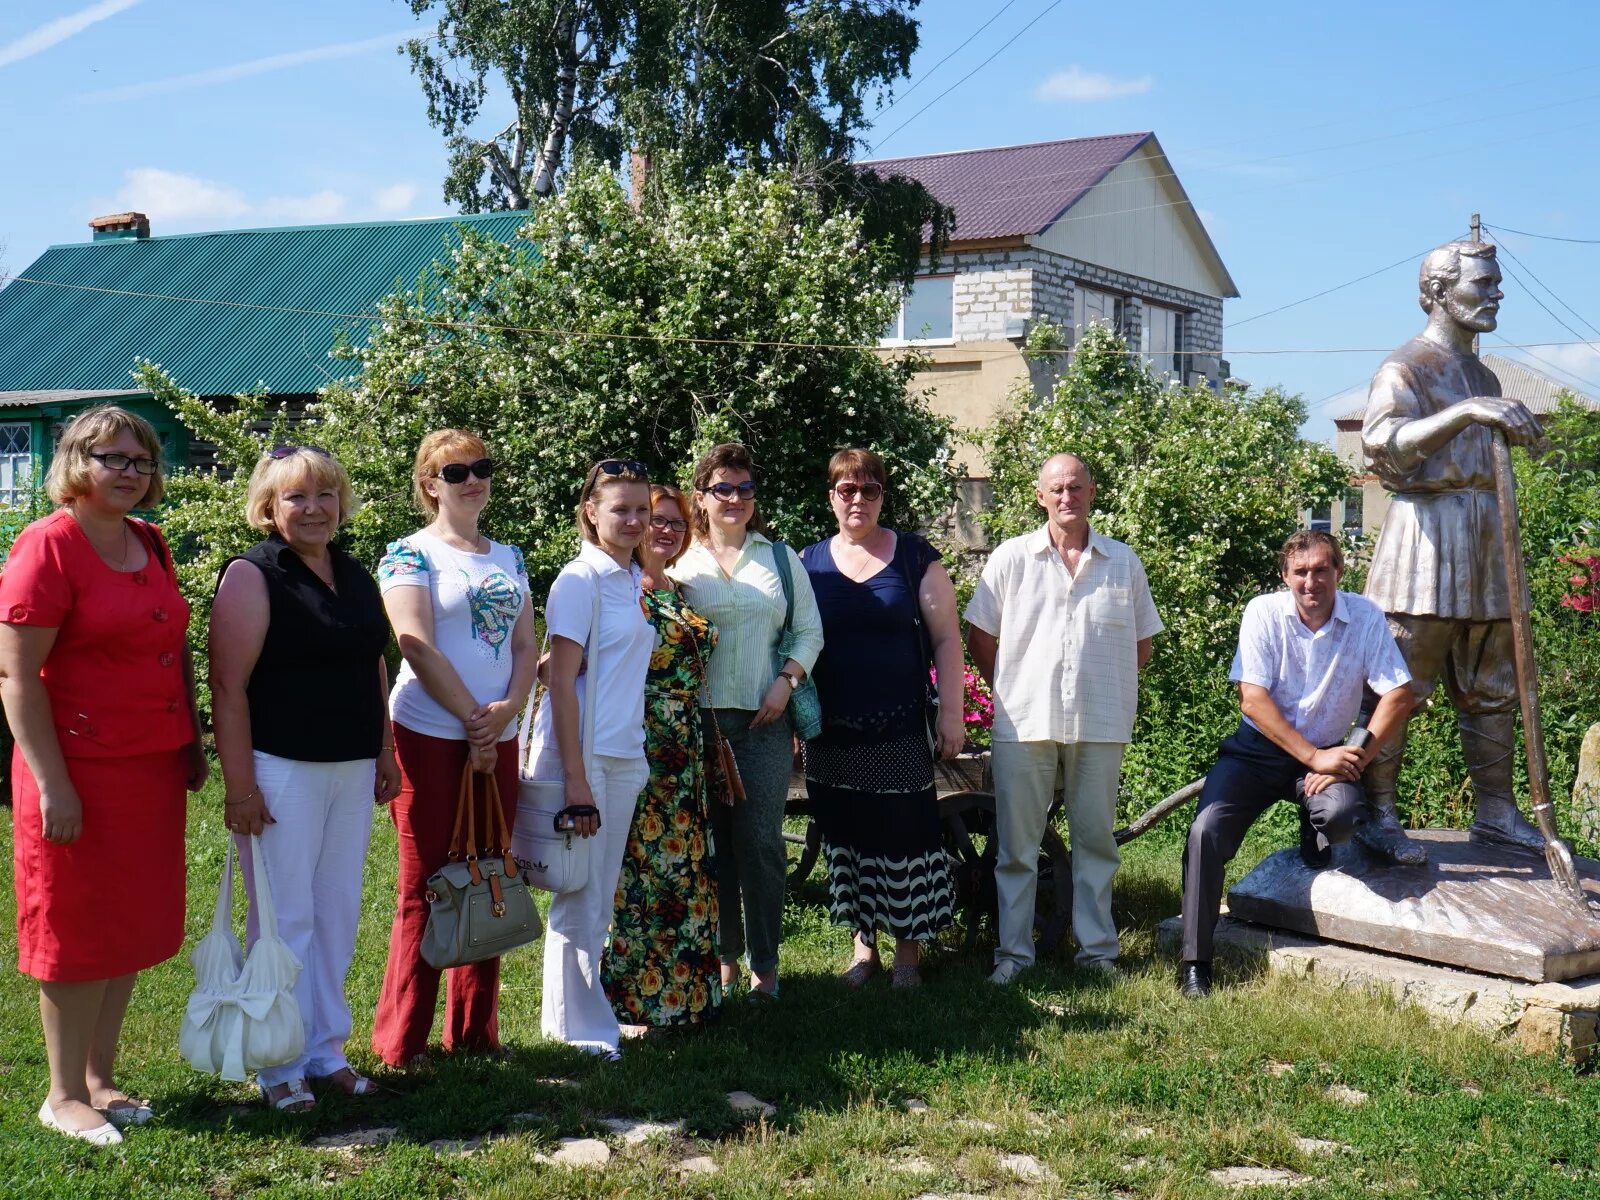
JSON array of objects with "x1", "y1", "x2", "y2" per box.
[
  {"x1": 89, "y1": 212, "x2": 150, "y2": 241},
  {"x1": 627, "y1": 149, "x2": 652, "y2": 209}
]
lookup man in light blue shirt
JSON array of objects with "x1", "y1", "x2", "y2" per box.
[{"x1": 1178, "y1": 530, "x2": 1414, "y2": 998}]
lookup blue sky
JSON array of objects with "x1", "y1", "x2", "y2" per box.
[{"x1": 2, "y1": 0, "x2": 1598, "y2": 440}]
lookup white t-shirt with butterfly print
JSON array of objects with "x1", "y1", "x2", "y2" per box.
[{"x1": 378, "y1": 529, "x2": 531, "y2": 741}]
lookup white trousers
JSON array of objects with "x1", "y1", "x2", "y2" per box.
[
  {"x1": 989, "y1": 739, "x2": 1125, "y2": 969},
  {"x1": 238, "y1": 752, "x2": 376, "y2": 1088},
  {"x1": 539, "y1": 753, "x2": 650, "y2": 1056}
]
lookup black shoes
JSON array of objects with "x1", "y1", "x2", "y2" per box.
[
  {"x1": 1299, "y1": 808, "x2": 1331, "y2": 869},
  {"x1": 1178, "y1": 961, "x2": 1212, "y2": 999}
]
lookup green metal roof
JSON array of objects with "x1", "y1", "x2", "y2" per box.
[{"x1": 0, "y1": 210, "x2": 532, "y2": 396}]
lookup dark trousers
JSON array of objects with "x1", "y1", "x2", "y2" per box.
[{"x1": 1180, "y1": 721, "x2": 1366, "y2": 963}]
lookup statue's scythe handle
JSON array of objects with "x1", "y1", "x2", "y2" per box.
[{"x1": 1490, "y1": 431, "x2": 1589, "y2": 907}]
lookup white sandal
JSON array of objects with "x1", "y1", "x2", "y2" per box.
[{"x1": 260, "y1": 1080, "x2": 316, "y2": 1112}]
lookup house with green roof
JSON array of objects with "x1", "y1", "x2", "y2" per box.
[{"x1": 0, "y1": 208, "x2": 531, "y2": 503}]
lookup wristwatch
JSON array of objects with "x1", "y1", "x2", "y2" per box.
[{"x1": 778, "y1": 669, "x2": 801, "y2": 691}]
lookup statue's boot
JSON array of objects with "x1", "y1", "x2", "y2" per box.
[
  {"x1": 1462, "y1": 711, "x2": 1546, "y2": 850},
  {"x1": 1356, "y1": 736, "x2": 1429, "y2": 866}
]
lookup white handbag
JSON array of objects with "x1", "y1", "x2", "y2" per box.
[
  {"x1": 513, "y1": 566, "x2": 602, "y2": 895},
  {"x1": 179, "y1": 835, "x2": 304, "y2": 1081}
]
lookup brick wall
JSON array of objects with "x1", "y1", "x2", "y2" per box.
[{"x1": 929, "y1": 245, "x2": 1227, "y2": 387}]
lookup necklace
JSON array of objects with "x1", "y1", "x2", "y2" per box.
[
  {"x1": 74, "y1": 510, "x2": 131, "y2": 568},
  {"x1": 834, "y1": 530, "x2": 892, "y2": 583}
]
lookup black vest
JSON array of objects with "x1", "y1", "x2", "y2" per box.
[{"x1": 228, "y1": 536, "x2": 390, "y2": 762}]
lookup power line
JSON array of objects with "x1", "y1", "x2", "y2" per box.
[
  {"x1": 1487, "y1": 332, "x2": 1600, "y2": 395},
  {"x1": 869, "y1": 0, "x2": 1025, "y2": 121},
  {"x1": 1226, "y1": 242, "x2": 1453, "y2": 330},
  {"x1": 864, "y1": 0, "x2": 1067, "y2": 157},
  {"x1": 10, "y1": 272, "x2": 1600, "y2": 359},
  {"x1": 1488, "y1": 223, "x2": 1600, "y2": 245},
  {"x1": 1485, "y1": 225, "x2": 1600, "y2": 340}
]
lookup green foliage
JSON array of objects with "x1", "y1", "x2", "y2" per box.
[
  {"x1": 147, "y1": 163, "x2": 955, "y2": 688},
  {"x1": 979, "y1": 323, "x2": 1349, "y2": 818},
  {"x1": 402, "y1": 0, "x2": 952, "y2": 283}
]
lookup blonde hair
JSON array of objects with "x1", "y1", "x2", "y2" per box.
[
  {"x1": 412, "y1": 429, "x2": 489, "y2": 514},
  {"x1": 44, "y1": 405, "x2": 166, "y2": 507},
  {"x1": 244, "y1": 447, "x2": 356, "y2": 532}
]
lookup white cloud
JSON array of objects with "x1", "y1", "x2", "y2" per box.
[
  {"x1": 1501, "y1": 341, "x2": 1600, "y2": 392},
  {"x1": 99, "y1": 168, "x2": 427, "y2": 232},
  {"x1": 1034, "y1": 66, "x2": 1152, "y2": 103},
  {"x1": 372, "y1": 183, "x2": 419, "y2": 216},
  {"x1": 80, "y1": 28, "x2": 415, "y2": 103},
  {"x1": 0, "y1": 0, "x2": 140, "y2": 70}
]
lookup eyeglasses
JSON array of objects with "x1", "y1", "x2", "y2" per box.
[
  {"x1": 268, "y1": 444, "x2": 332, "y2": 460},
  {"x1": 834, "y1": 482, "x2": 883, "y2": 502},
  {"x1": 595, "y1": 459, "x2": 648, "y2": 478},
  {"x1": 649, "y1": 514, "x2": 689, "y2": 533},
  {"x1": 435, "y1": 458, "x2": 494, "y2": 484},
  {"x1": 701, "y1": 480, "x2": 757, "y2": 500},
  {"x1": 88, "y1": 452, "x2": 158, "y2": 476}
]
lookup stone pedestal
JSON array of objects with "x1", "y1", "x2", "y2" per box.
[
  {"x1": 1155, "y1": 914, "x2": 1600, "y2": 1063},
  {"x1": 1226, "y1": 829, "x2": 1600, "y2": 982}
]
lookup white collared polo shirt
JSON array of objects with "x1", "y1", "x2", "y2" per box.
[{"x1": 965, "y1": 525, "x2": 1162, "y2": 745}]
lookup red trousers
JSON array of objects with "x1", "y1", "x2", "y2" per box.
[{"x1": 371, "y1": 724, "x2": 521, "y2": 1066}]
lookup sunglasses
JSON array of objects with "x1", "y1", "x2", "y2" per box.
[
  {"x1": 435, "y1": 457, "x2": 495, "y2": 484},
  {"x1": 649, "y1": 514, "x2": 689, "y2": 533},
  {"x1": 594, "y1": 459, "x2": 648, "y2": 478},
  {"x1": 834, "y1": 482, "x2": 883, "y2": 502},
  {"x1": 701, "y1": 480, "x2": 757, "y2": 500},
  {"x1": 268, "y1": 444, "x2": 332, "y2": 460},
  {"x1": 89, "y1": 451, "x2": 159, "y2": 476}
]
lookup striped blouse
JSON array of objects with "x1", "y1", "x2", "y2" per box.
[{"x1": 669, "y1": 531, "x2": 824, "y2": 712}]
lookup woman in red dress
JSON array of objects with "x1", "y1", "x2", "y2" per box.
[{"x1": 0, "y1": 406, "x2": 207, "y2": 1146}]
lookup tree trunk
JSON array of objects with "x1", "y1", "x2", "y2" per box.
[{"x1": 530, "y1": 24, "x2": 580, "y2": 198}]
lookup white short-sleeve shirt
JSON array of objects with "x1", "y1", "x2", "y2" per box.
[
  {"x1": 1231, "y1": 590, "x2": 1411, "y2": 748},
  {"x1": 525, "y1": 540, "x2": 655, "y2": 769},
  {"x1": 379, "y1": 530, "x2": 530, "y2": 741},
  {"x1": 964, "y1": 525, "x2": 1162, "y2": 745}
]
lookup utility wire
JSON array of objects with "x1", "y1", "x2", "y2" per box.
[
  {"x1": 1488, "y1": 223, "x2": 1600, "y2": 245},
  {"x1": 1226, "y1": 242, "x2": 1454, "y2": 330},
  {"x1": 865, "y1": 0, "x2": 1067, "y2": 157},
  {"x1": 1485, "y1": 225, "x2": 1600, "y2": 340},
  {"x1": 10, "y1": 273, "x2": 1600, "y2": 359},
  {"x1": 869, "y1": 0, "x2": 1024, "y2": 119},
  {"x1": 1487, "y1": 331, "x2": 1600, "y2": 394}
]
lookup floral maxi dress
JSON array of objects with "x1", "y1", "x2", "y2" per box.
[{"x1": 601, "y1": 588, "x2": 723, "y2": 1026}]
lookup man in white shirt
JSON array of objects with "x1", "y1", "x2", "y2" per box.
[
  {"x1": 1178, "y1": 530, "x2": 1414, "y2": 998},
  {"x1": 965, "y1": 454, "x2": 1162, "y2": 983}
]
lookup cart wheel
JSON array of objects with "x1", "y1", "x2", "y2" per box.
[
  {"x1": 938, "y1": 790, "x2": 1073, "y2": 957},
  {"x1": 782, "y1": 794, "x2": 823, "y2": 887}
]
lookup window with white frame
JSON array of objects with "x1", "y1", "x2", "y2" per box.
[
  {"x1": 0, "y1": 423, "x2": 32, "y2": 507},
  {"x1": 1075, "y1": 285, "x2": 1125, "y2": 336},
  {"x1": 881, "y1": 274, "x2": 954, "y2": 343},
  {"x1": 1142, "y1": 303, "x2": 1192, "y2": 379}
]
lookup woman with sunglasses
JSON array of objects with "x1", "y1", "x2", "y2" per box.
[
  {"x1": 211, "y1": 444, "x2": 398, "y2": 1110},
  {"x1": 370, "y1": 430, "x2": 537, "y2": 1069},
  {"x1": 525, "y1": 458, "x2": 656, "y2": 1057},
  {"x1": 0, "y1": 406, "x2": 206, "y2": 1145},
  {"x1": 600, "y1": 483, "x2": 723, "y2": 1033},
  {"x1": 800, "y1": 449, "x2": 962, "y2": 988},
  {"x1": 670, "y1": 443, "x2": 823, "y2": 1001}
]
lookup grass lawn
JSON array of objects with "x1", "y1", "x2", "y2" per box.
[{"x1": 2, "y1": 778, "x2": 1597, "y2": 1199}]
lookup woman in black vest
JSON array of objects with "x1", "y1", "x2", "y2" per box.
[{"x1": 209, "y1": 445, "x2": 399, "y2": 1112}]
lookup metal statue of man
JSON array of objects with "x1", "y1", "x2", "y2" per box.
[{"x1": 1358, "y1": 239, "x2": 1545, "y2": 864}]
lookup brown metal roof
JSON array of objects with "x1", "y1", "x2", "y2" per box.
[{"x1": 863, "y1": 132, "x2": 1151, "y2": 242}]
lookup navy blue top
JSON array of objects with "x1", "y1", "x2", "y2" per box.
[{"x1": 799, "y1": 530, "x2": 940, "y2": 740}]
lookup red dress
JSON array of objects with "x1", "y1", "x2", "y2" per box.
[{"x1": 3, "y1": 510, "x2": 194, "y2": 982}]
